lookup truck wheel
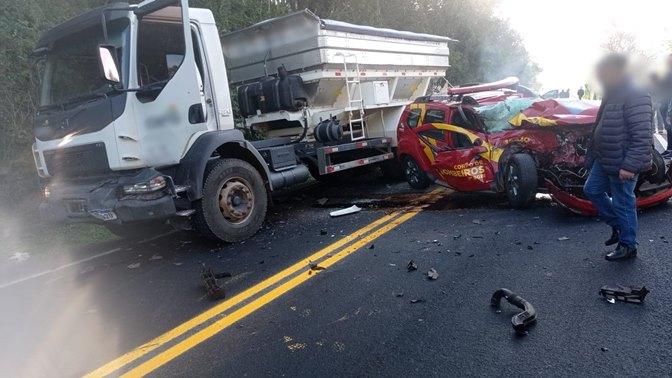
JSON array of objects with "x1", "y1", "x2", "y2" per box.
[
  {"x1": 193, "y1": 159, "x2": 268, "y2": 242},
  {"x1": 403, "y1": 156, "x2": 431, "y2": 189},
  {"x1": 105, "y1": 221, "x2": 168, "y2": 240},
  {"x1": 505, "y1": 154, "x2": 538, "y2": 209}
]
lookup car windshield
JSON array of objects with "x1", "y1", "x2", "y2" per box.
[{"x1": 38, "y1": 18, "x2": 129, "y2": 108}]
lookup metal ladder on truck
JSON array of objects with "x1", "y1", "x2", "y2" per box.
[{"x1": 339, "y1": 53, "x2": 366, "y2": 141}]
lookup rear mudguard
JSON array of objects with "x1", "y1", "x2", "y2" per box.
[
  {"x1": 491, "y1": 288, "x2": 537, "y2": 334},
  {"x1": 545, "y1": 179, "x2": 672, "y2": 216}
]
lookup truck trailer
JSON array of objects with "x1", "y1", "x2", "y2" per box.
[{"x1": 31, "y1": 0, "x2": 452, "y2": 242}]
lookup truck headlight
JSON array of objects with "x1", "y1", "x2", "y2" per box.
[{"x1": 122, "y1": 176, "x2": 166, "y2": 195}]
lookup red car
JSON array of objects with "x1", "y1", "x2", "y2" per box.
[{"x1": 396, "y1": 78, "x2": 672, "y2": 214}]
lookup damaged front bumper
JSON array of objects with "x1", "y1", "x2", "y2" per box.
[
  {"x1": 39, "y1": 168, "x2": 176, "y2": 224},
  {"x1": 545, "y1": 179, "x2": 672, "y2": 216}
]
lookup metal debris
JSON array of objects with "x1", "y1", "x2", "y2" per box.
[
  {"x1": 407, "y1": 260, "x2": 418, "y2": 272},
  {"x1": 200, "y1": 264, "x2": 229, "y2": 300},
  {"x1": 427, "y1": 268, "x2": 439, "y2": 280},
  {"x1": 490, "y1": 288, "x2": 537, "y2": 335},
  {"x1": 329, "y1": 205, "x2": 362, "y2": 217},
  {"x1": 599, "y1": 285, "x2": 649, "y2": 304}
]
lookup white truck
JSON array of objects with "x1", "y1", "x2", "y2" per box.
[{"x1": 31, "y1": 0, "x2": 452, "y2": 242}]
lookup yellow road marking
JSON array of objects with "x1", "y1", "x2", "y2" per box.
[
  {"x1": 121, "y1": 209, "x2": 420, "y2": 377},
  {"x1": 85, "y1": 211, "x2": 400, "y2": 377}
]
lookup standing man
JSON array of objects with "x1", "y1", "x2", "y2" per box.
[
  {"x1": 583, "y1": 54, "x2": 653, "y2": 261},
  {"x1": 577, "y1": 86, "x2": 585, "y2": 100}
]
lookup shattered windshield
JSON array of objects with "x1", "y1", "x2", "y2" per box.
[{"x1": 39, "y1": 18, "x2": 129, "y2": 108}]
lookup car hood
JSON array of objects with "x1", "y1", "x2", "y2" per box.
[{"x1": 476, "y1": 98, "x2": 599, "y2": 132}]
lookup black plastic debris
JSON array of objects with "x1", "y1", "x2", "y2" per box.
[
  {"x1": 407, "y1": 260, "x2": 418, "y2": 272},
  {"x1": 490, "y1": 288, "x2": 537, "y2": 335},
  {"x1": 200, "y1": 264, "x2": 230, "y2": 300},
  {"x1": 320, "y1": 229, "x2": 328, "y2": 236},
  {"x1": 427, "y1": 268, "x2": 439, "y2": 280},
  {"x1": 310, "y1": 263, "x2": 326, "y2": 271},
  {"x1": 599, "y1": 285, "x2": 649, "y2": 304}
]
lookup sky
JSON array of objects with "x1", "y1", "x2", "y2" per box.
[{"x1": 495, "y1": 0, "x2": 672, "y2": 92}]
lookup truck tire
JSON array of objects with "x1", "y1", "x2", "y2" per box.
[
  {"x1": 402, "y1": 156, "x2": 431, "y2": 189},
  {"x1": 105, "y1": 221, "x2": 168, "y2": 241},
  {"x1": 193, "y1": 159, "x2": 268, "y2": 242},
  {"x1": 505, "y1": 154, "x2": 538, "y2": 209}
]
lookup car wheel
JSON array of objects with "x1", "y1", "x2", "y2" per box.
[
  {"x1": 505, "y1": 154, "x2": 538, "y2": 209},
  {"x1": 193, "y1": 159, "x2": 268, "y2": 242},
  {"x1": 403, "y1": 156, "x2": 431, "y2": 189}
]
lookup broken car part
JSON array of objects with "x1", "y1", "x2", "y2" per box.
[
  {"x1": 329, "y1": 205, "x2": 362, "y2": 217},
  {"x1": 599, "y1": 285, "x2": 649, "y2": 304},
  {"x1": 490, "y1": 288, "x2": 537, "y2": 334},
  {"x1": 200, "y1": 264, "x2": 229, "y2": 300}
]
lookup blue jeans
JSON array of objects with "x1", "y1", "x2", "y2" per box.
[{"x1": 583, "y1": 161, "x2": 638, "y2": 247}]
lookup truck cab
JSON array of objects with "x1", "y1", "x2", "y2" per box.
[{"x1": 32, "y1": 0, "x2": 309, "y2": 242}]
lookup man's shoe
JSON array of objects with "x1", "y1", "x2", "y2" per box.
[
  {"x1": 605, "y1": 244, "x2": 637, "y2": 261},
  {"x1": 604, "y1": 228, "x2": 620, "y2": 246}
]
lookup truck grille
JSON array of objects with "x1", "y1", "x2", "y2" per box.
[{"x1": 43, "y1": 143, "x2": 111, "y2": 178}]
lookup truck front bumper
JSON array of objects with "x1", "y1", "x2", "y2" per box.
[{"x1": 39, "y1": 168, "x2": 177, "y2": 224}]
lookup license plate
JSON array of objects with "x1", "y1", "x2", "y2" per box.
[{"x1": 89, "y1": 209, "x2": 118, "y2": 221}]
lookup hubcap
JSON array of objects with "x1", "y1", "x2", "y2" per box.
[{"x1": 218, "y1": 178, "x2": 254, "y2": 224}]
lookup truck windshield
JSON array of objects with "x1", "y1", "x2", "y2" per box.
[{"x1": 38, "y1": 18, "x2": 130, "y2": 108}]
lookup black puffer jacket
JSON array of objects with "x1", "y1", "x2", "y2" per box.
[{"x1": 587, "y1": 82, "x2": 653, "y2": 175}]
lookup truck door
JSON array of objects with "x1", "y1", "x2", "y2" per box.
[{"x1": 132, "y1": 0, "x2": 208, "y2": 166}]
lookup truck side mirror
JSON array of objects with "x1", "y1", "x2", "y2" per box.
[{"x1": 98, "y1": 45, "x2": 120, "y2": 83}]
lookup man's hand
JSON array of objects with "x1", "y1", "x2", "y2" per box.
[{"x1": 619, "y1": 169, "x2": 635, "y2": 181}]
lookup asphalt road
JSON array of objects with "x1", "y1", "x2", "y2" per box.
[{"x1": 1, "y1": 174, "x2": 671, "y2": 377}]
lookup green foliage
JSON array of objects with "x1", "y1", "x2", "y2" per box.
[{"x1": 0, "y1": 0, "x2": 538, "y2": 181}]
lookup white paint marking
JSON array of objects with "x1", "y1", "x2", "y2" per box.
[{"x1": 0, "y1": 247, "x2": 121, "y2": 289}]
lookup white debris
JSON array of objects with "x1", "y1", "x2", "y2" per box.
[
  {"x1": 127, "y1": 262, "x2": 141, "y2": 269},
  {"x1": 329, "y1": 205, "x2": 362, "y2": 217},
  {"x1": 557, "y1": 236, "x2": 570, "y2": 241},
  {"x1": 8, "y1": 252, "x2": 30, "y2": 263}
]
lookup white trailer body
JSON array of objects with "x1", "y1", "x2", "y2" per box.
[{"x1": 221, "y1": 10, "x2": 453, "y2": 146}]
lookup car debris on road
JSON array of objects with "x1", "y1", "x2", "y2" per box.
[
  {"x1": 200, "y1": 264, "x2": 230, "y2": 300},
  {"x1": 407, "y1": 260, "x2": 418, "y2": 272},
  {"x1": 427, "y1": 268, "x2": 439, "y2": 280},
  {"x1": 599, "y1": 285, "x2": 649, "y2": 304},
  {"x1": 329, "y1": 205, "x2": 362, "y2": 217},
  {"x1": 490, "y1": 288, "x2": 537, "y2": 335}
]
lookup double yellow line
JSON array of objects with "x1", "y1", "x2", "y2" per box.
[{"x1": 87, "y1": 190, "x2": 442, "y2": 377}]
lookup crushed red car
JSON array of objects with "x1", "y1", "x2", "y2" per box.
[{"x1": 397, "y1": 77, "x2": 672, "y2": 215}]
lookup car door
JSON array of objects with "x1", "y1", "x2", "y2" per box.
[{"x1": 430, "y1": 124, "x2": 495, "y2": 191}]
